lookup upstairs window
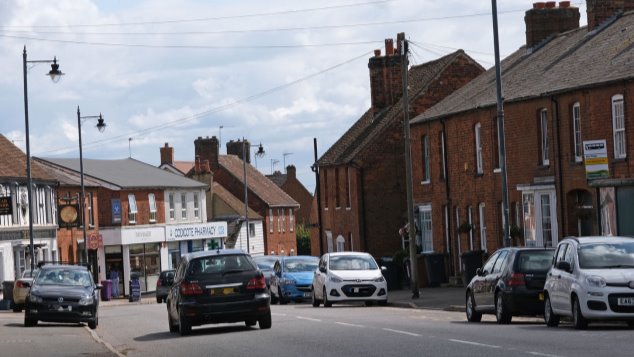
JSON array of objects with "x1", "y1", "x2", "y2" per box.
[
  {"x1": 169, "y1": 193, "x2": 175, "y2": 220},
  {"x1": 128, "y1": 194, "x2": 137, "y2": 224},
  {"x1": 181, "y1": 193, "x2": 187, "y2": 220},
  {"x1": 193, "y1": 193, "x2": 199, "y2": 219},
  {"x1": 572, "y1": 102, "x2": 582, "y2": 162},
  {"x1": 87, "y1": 192, "x2": 94, "y2": 227},
  {"x1": 281, "y1": 208, "x2": 286, "y2": 232},
  {"x1": 475, "y1": 123, "x2": 483, "y2": 174},
  {"x1": 277, "y1": 208, "x2": 282, "y2": 233},
  {"x1": 612, "y1": 94, "x2": 626, "y2": 159},
  {"x1": 540, "y1": 109, "x2": 549, "y2": 166},
  {"x1": 289, "y1": 210, "x2": 294, "y2": 232},
  {"x1": 422, "y1": 135, "x2": 430, "y2": 183},
  {"x1": 269, "y1": 208, "x2": 274, "y2": 233},
  {"x1": 148, "y1": 193, "x2": 157, "y2": 223}
]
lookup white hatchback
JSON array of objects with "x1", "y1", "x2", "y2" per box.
[
  {"x1": 543, "y1": 236, "x2": 634, "y2": 329},
  {"x1": 311, "y1": 252, "x2": 388, "y2": 307}
]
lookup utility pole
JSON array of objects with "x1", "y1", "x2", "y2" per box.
[
  {"x1": 491, "y1": 0, "x2": 511, "y2": 247},
  {"x1": 312, "y1": 138, "x2": 324, "y2": 256},
  {"x1": 400, "y1": 33, "x2": 419, "y2": 299}
]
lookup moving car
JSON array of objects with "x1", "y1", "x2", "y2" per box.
[
  {"x1": 543, "y1": 236, "x2": 634, "y2": 329},
  {"x1": 166, "y1": 249, "x2": 271, "y2": 336},
  {"x1": 465, "y1": 247, "x2": 555, "y2": 324},
  {"x1": 270, "y1": 255, "x2": 319, "y2": 304},
  {"x1": 156, "y1": 269, "x2": 175, "y2": 303},
  {"x1": 24, "y1": 264, "x2": 101, "y2": 329},
  {"x1": 13, "y1": 268, "x2": 39, "y2": 313},
  {"x1": 311, "y1": 252, "x2": 388, "y2": 307},
  {"x1": 252, "y1": 255, "x2": 277, "y2": 303}
]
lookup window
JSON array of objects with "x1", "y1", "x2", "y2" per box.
[
  {"x1": 269, "y1": 208, "x2": 274, "y2": 233},
  {"x1": 540, "y1": 109, "x2": 549, "y2": 165},
  {"x1": 440, "y1": 131, "x2": 447, "y2": 180},
  {"x1": 572, "y1": 102, "x2": 582, "y2": 162},
  {"x1": 169, "y1": 194, "x2": 175, "y2": 220},
  {"x1": 479, "y1": 202, "x2": 487, "y2": 251},
  {"x1": 281, "y1": 208, "x2": 286, "y2": 232},
  {"x1": 181, "y1": 193, "x2": 187, "y2": 220},
  {"x1": 148, "y1": 193, "x2": 157, "y2": 223},
  {"x1": 467, "y1": 206, "x2": 473, "y2": 251},
  {"x1": 492, "y1": 250, "x2": 508, "y2": 273},
  {"x1": 345, "y1": 167, "x2": 351, "y2": 208},
  {"x1": 335, "y1": 167, "x2": 340, "y2": 208},
  {"x1": 612, "y1": 94, "x2": 626, "y2": 159},
  {"x1": 87, "y1": 192, "x2": 94, "y2": 227},
  {"x1": 128, "y1": 194, "x2": 137, "y2": 224},
  {"x1": 418, "y1": 204, "x2": 433, "y2": 252},
  {"x1": 289, "y1": 210, "x2": 294, "y2": 232},
  {"x1": 193, "y1": 193, "x2": 199, "y2": 219},
  {"x1": 277, "y1": 208, "x2": 282, "y2": 233},
  {"x1": 475, "y1": 123, "x2": 483, "y2": 174},
  {"x1": 422, "y1": 135, "x2": 430, "y2": 182},
  {"x1": 249, "y1": 223, "x2": 256, "y2": 237}
]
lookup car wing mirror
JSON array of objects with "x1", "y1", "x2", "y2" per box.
[
  {"x1": 381, "y1": 266, "x2": 387, "y2": 272},
  {"x1": 23, "y1": 281, "x2": 32, "y2": 288},
  {"x1": 556, "y1": 261, "x2": 572, "y2": 273},
  {"x1": 319, "y1": 266, "x2": 326, "y2": 273},
  {"x1": 476, "y1": 268, "x2": 483, "y2": 276},
  {"x1": 95, "y1": 283, "x2": 103, "y2": 290}
]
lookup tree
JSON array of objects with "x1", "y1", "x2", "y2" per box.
[{"x1": 296, "y1": 223, "x2": 311, "y2": 255}]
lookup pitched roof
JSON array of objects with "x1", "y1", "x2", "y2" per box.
[
  {"x1": 318, "y1": 50, "x2": 478, "y2": 166},
  {"x1": 38, "y1": 157, "x2": 207, "y2": 190},
  {"x1": 212, "y1": 182, "x2": 261, "y2": 219},
  {"x1": 412, "y1": 12, "x2": 634, "y2": 124},
  {"x1": 266, "y1": 171, "x2": 287, "y2": 187},
  {"x1": 35, "y1": 158, "x2": 112, "y2": 189},
  {"x1": 219, "y1": 155, "x2": 299, "y2": 208},
  {"x1": 0, "y1": 134, "x2": 56, "y2": 182}
]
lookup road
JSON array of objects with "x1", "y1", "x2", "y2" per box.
[{"x1": 87, "y1": 302, "x2": 634, "y2": 357}]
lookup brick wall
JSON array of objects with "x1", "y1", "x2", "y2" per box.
[{"x1": 587, "y1": 0, "x2": 634, "y2": 31}]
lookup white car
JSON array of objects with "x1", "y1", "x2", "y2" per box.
[
  {"x1": 13, "y1": 268, "x2": 39, "y2": 312},
  {"x1": 543, "y1": 236, "x2": 634, "y2": 329},
  {"x1": 311, "y1": 252, "x2": 388, "y2": 307}
]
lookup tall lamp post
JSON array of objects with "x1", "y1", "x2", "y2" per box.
[
  {"x1": 22, "y1": 46, "x2": 64, "y2": 273},
  {"x1": 243, "y1": 139, "x2": 265, "y2": 253},
  {"x1": 77, "y1": 106, "x2": 106, "y2": 268}
]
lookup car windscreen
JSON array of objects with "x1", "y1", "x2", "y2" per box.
[
  {"x1": 329, "y1": 255, "x2": 378, "y2": 271},
  {"x1": 283, "y1": 258, "x2": 319, "y2": 272},
  {"x1": 188, "y1": 254, "x2": 256, "y2": 276},
  {"x1": 516, "y1": 250, "x2": 554, "y2": 272},
  {"x1": 35, "y1": 268, "x2": 93, "y2": 287},
  {"x1": 22, "y1": 269, "x2": 39, "y2": 278},
  {"x1": 578, "y1": 242, "x2": 634, "y2": 269}
]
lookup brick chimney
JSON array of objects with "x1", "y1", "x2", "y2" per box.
[
  {"x1": 160, "y1": 142, "x2": 174, "y2": 165},
  {"x1": 286, "y1": 165, "x2": 296, "y2": 179},
  {"x1": 194, "y1": 136, "x2": 219, "y2": 171},
  {"x1": 226, "y1": 139, "x2": 251, "y2": 164},
  {"x1": 525, "y1": 2, "x2": 580, "y2": 49},
  {"x1": 587, "y1": 0, "x2": 634, "y2": 31},
  {"x1": 368, "y1": 32, "x2": 405, "y2": 116}
]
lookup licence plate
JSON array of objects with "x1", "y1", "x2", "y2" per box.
[
  {"x1": 56, "y1": 305, "x2": 72, "y2": 312},
  {"x1": 354, "y1": 287, "x2": 360, "y2": 293},
  {"x1": 210, "y1": 288, "x2": 236, "y2": 296},
  {"x1": 539, "y1": 292, "x2": 544, "y2": 301},
  {"x1": 618, "y1": 297, "x2": 634, "y2": 306},
  {"x1": 303, "y1": 292, "x2": 311, "y2": 298}
]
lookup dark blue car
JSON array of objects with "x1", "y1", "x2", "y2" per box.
[{"x1": 270, "y1": 256, "x2": 319, "y2": 304}]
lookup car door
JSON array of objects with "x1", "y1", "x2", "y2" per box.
[
  {"x1": 557, "y1": 244, "x2": 577, "y2": 315},
  {"x1": 485, "y1": 250, "x2": 509, "y2": 307},
  {"x1": 547, "y1": 243, "x2": 569, "y2": 312},
  {"x1": 312, "y1": 255, "x2": 327, "y2": 299},
  {"x1": 473, "y1": 251, "x2": 500, "y2": 308},
  {"x1": 168, "y1": 258, "x2": 187, "y2": 320},
  {"x1": 270, "y1": 260, "x2": 281, "y2": 298}
]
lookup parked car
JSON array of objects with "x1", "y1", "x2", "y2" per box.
[
  {"x1": 311, "y1": 252, "x2": 388, "y2": 307},
  {"x1": 156, "y1": 269, "x2": 175, "y2": 303},
  {"x1": 543, "y1": 236, "x2": 634, "y2": 329},
  {"x1": 166, "y1": 249, "x2": 271, "y2": 336},
  {"x1": 465, "y1": 247, "x2": 555, "y2": 324},
  {"x1": 24, "y1": 264, "x2": 101, "y2": 329},
  {"x1": 270, "y1": 255, "x2": 319, "y2": 304},
  {"x1": 12, "y1": 268, "x2": 39, "y2": 312},
  {"x1": 252, "y1": 255, "x2": 278, "y2": 303}
]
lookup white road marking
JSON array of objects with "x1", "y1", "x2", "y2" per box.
[
  {"x1": 449, "y1": 339, "x2": 501, "y2": 349},
  {"x1": 529, "y1": 352, "x2": 562, "y2": 357},
  {"x1": 382, "y1": 328, "x2": 421, "y2": 337},
  {"x1": 296, "y1": 316, "x2": 322, "y2": 322},
  {"x1": 335, "y1": 321, "x2": 365, "y2": 328},
  {"x1": 271, "y1": 312, "x2": 287, "y2": 316}
]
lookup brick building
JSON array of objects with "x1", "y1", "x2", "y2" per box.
[
  {"x1": 312, "y1": 33, "x2": 484, "y2": 259},
  {"x1": 267, "y1": 165, "x2": 313, "y2": 226},
  {"x1": 410, "y1": 1, "x2": 634, "y2": 277}
]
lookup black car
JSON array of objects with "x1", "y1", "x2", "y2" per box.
[
  {"x1": 156, "y1": 269, "x2": 175, "y2": 303},
  {"x1": 166, "y1": 249, "x2": 271, "y2": 335},
  {"x1": 24, "y1": 264, "x2": 101, "y2": 329},
  {"x1": 465, "y1": 247, "x2": 555, "y2": 324}
]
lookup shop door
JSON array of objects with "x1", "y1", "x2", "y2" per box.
[{"x1": 536, "y1": 191, "x2": 558, "y2": 248}]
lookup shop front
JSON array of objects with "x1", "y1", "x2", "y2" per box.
[{"x1": 165, "y1": 221, "x2": 228, "y2": 270}]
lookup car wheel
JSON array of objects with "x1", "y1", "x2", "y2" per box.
[
  {"x1": 178, "y1": 309, "x2": 192, "y2": 336},
  {"x1": 270, "y1": 288, "x2": 279, "y2": 305},
  {"x1": 245, "y1": 319, "x2": 257, "y2": 327},
  {"x1": 311, "y1": 288, "x2": 320, "y2": 307},
  {"x1": 323, "y1": 287, "x2": 332, "y2": 308},
  {"x1": 88, "y1": 316, "x2": 98, "y2": 330},
  {"x1": 156, "y1": 297, "x2": 162, "y2": 303},
  {"x1": 495, "y1": 293, "x2": 512, "y2": 324},
  {"x1": 544, "y1": 295, "x2": 559, "y2": 327},
  {"x1": 572, "y1": 296, "x2": 588, "y2": 330},
  {"x1": 466, "y1": 292, "x2": 482, "y2": 322},
  {"x1": 278, "y1": 287, "x2": 288, "y2": 305},
  {"x1": 12, "y1": 304, "x2": 22, "y2": 313},
  {"x1": 258, "y1": 311, "x2": 272, "y2": 329},
  {"x1": 24, "y1": 314, "x2": 37, "y2": 327}
]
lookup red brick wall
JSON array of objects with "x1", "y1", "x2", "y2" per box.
[{"x1": 56, "y1": 187, "x2": 100, "y2": 263}]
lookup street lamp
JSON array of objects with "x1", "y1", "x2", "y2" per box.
[
  {"x1": 254, "y1": 143, "x2": 265, "y2": 169},
  {"x1": 77, "y1": 106, "x2": 106, "y2": 268},
  {"x1": 22, "y1": 46, "x2": 64, "y2": 273},
  {"x1": 243, "y1": 139, "x2": 264, "y2": 253}
]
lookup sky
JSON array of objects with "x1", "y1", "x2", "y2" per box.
[{"x1": 0, "y1": 0, "x2": 588, "y2": 192}]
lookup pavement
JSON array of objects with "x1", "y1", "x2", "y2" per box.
[{"x1": 95, "y1": 285, "x2": 467, "y2": 312}]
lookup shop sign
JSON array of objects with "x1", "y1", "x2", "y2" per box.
[
  {"x1": 121, "y1": 227, "x2": 165, "y2": 245},
  {"x1": 58, "y1": 204, "x2": 80, "y2": 228},
  {"x1": 167, "y1": 222, "x2": 228, "y2": 241},
  {"x1": 112, "y1": 199, "x2": 122, "y2": 224},
  {"x1": 88, "y1": 233, "x2": 104, "y2": 250},
  {"x1": 583, "y1": 140, "x2": 609, "y2": 180},
  {"x1": 0, "y1": 196, "x2": 12, "y2": 216}
]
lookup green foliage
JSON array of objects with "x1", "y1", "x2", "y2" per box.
[{"x1": 295, "y1": 224, "x2": 311, "y2": 255}]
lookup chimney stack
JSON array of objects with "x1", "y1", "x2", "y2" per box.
[
  {"x1": 587, "y1": 0, "x2": 634, "y2": 32},
  {"x1": 194, "y1": 136, "x2": 220, "y2": 171},
  {"x1": 226, "y1": 139, "x2": 251, "y2": 164},
  {"x1": 286, "y1": 165, "x2": 296, "y2": 179},
  {"x1": 368, "y1": 33, "x2": 405, "y2": 116},
  {"x1": 160, "y1": 143, "x2": 174, "y2": 165},
  {"x1": 525, "y1": 2, "x2": 580, "y2": 49}
]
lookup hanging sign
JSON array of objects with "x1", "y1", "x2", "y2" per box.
[{"x1": 583, "y1": 140, "x2": 609, "y2": 180}]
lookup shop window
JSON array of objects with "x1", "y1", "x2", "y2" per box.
[
  {"x1": 148, "y1": 193, "x2": 157, "y2": 223},
  {"x1": 128, "y1": 194, "x2": 137, "y2": 224}
]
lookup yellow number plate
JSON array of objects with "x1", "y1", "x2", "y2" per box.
[
  {"x1": 210, "y1": 287, "x2": 236, "y2": 295},
  {"x1": 539, "y1": 292, "x2": 544, "y2": 301}
]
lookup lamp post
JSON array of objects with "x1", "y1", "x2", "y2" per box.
[
  {"x1": 254, "y1": 143, "x2": 264, "y2": 169},
  {"x1": 242, "y1": 139, "x2": 265, "y2": 253},
  {"x1": 77, "y1": 106, "x2": 106, "y2": 268},
  {"x1": 22, "y1": 46, "x2": 64, "y2": 273}
]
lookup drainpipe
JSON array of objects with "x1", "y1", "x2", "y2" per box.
[
  {"x1": 441, "y1": 119, "x2": 454, "y2": 276},
  {"x1": 551, "y1": 96, "x2": 565, "y2": 240}
]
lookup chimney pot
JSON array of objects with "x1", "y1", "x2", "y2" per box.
[
  {"x1": 374, "y1": 49, "x2": 381, "y2": 57},
  {"x1": 385, "y1": 38, "x2": 394, "y2": 56},
  {"x1": 559, "y1": 1, "x2": 570, "y2": 8},
  {"x1": 545, "y1": 1, "x2": 556, "y2": 8},
  {"x1": 534, "y1": 2, "x2": 545, "y2": 9}
]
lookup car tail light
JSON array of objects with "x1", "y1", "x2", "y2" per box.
[
  {"x1": 506, "y1": 273, "x2": 526, "y2": 287},
  {"x1": 157, "y1": 279, "x2": 162, "y2": 288},
  {"x1": 246, "y1": 276, "x2": 266, "y2": 290},
  {"x1": 180, "y1": 282, "x2": 203, "y2": 295},
  {"x1": 16, "y1": 281, "x2": 26, "y2": 288}
]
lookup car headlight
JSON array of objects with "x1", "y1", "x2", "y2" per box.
[
  {"x1": 28, "y1": 294, "x2": 43, "y2": 304},
  {"x1": 586, "y1": 275, "x2": 606, "y2": 288},
  {"x1": 79, "y1": 296, "x2": 94, "y2": 306},
  {"x1": 329, "y1": 275, "x2": 342, "y2": 283},
  {"x1": 374, "y1": 276, "x2": 385, "y2": 283},
  {"x1": 280, "y1": 278, "x2": 296, "y2": 285}
]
